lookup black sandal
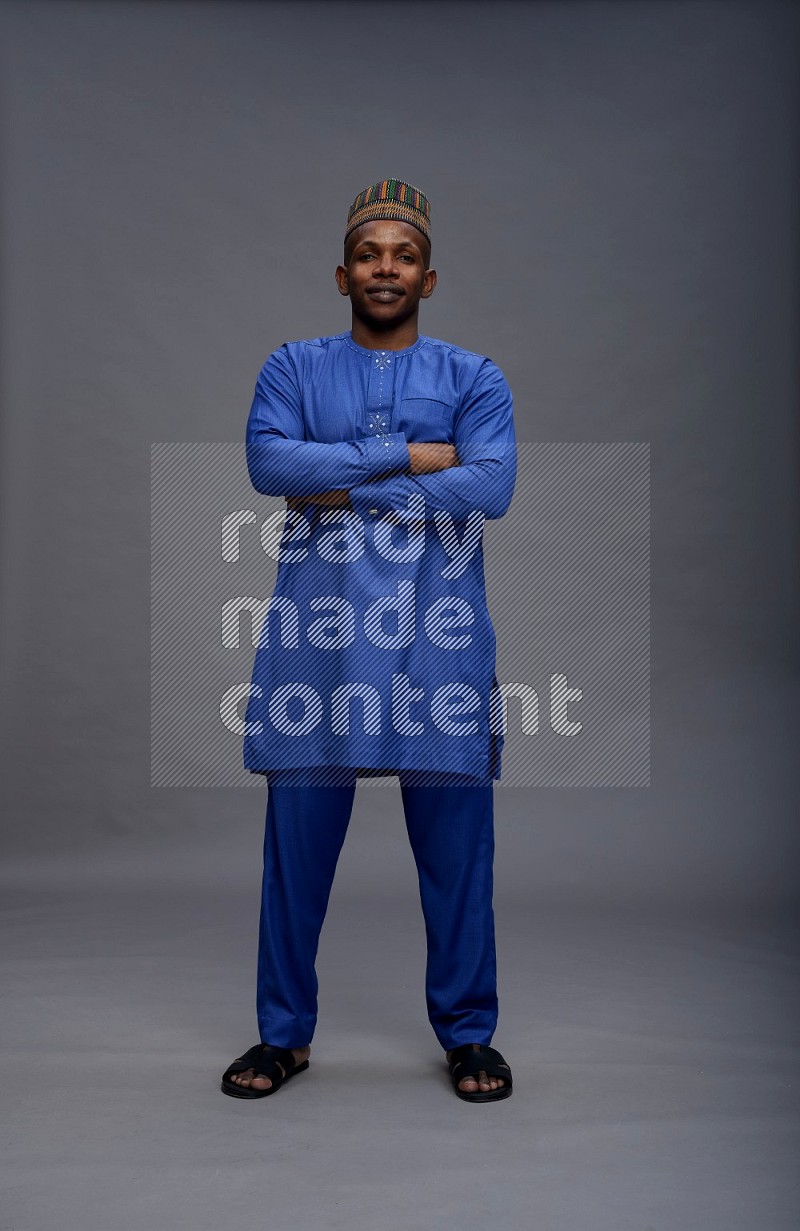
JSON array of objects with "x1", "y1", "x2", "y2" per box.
[
  {"x1": 220, "y1": 1042, "x2": 310, "y2": 1100},
  {"x1": 447, "y1": 1043, "x2": 513, "y2": 1102}
]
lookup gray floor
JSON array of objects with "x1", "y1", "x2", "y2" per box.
[{"x1": 3, "y1": 816, "x2": 798, "y2": 1231}]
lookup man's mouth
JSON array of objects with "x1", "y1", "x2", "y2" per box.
[{"x1": 367, "y1": 287, "x2": 403, "y2": 300}]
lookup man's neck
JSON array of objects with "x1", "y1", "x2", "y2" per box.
[{"x1": 349, "y1": 317, "x2": 420, "y2": 351}]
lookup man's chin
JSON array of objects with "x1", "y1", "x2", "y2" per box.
[{"x1": 353, "y1": 302, "x2": 413, "y2": 331}]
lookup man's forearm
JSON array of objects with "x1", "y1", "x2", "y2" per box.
[
  {"x1": 348, "y1": 448, "x2": 516, "y2": 523},
  {"x1": 284, "y1": 464, "x2": 406, "y2": 509},
  {"x1": 246, "y1": 432, "x2": 411, "y2": 498},
  {"x1": 284, "y1": 444, "x2": 459, "y2": 508}
]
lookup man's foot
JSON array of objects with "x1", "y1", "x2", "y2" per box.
[
  {"x1": 445, "y1": 1042, "x2": 507, "y2": 1094},
  {"x1": 227, "y1": 1043, "x2": 310, "y2": 1092}
]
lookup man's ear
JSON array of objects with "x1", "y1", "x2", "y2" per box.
[
  {"x1": 421, "y1": 269, "x2": 437, "y2": 299},
  {"x1": 334, "y1": 265, "x2": 349, "y2": 296}
]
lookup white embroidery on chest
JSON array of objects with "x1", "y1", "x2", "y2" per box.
[
  {"x1": 368, "y1": 411, "x2": 390, "y2": 433},
  {"x1": 370, "y1": 353, "x2": 393, "y2": 449}
]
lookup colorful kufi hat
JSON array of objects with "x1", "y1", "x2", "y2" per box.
[{"x1": 345, "y1": 178, "x2": 431, "y2": 244}]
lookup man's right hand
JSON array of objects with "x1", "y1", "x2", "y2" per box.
[{"x1": 407, "y1": 443, "x2": 459, "y2": 475}]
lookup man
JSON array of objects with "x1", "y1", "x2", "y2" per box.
[{"x1": 221, "y1": 179, "x2": 517, "y2": 1103}]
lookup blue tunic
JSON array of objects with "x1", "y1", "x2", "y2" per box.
[{"x1": 242, "y1": 330, "x2": 517, "y2": 782}]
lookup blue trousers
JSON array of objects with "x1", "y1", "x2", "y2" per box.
[{"x1": 256, "y1": 766, "x2": 498, "y2": 1052}]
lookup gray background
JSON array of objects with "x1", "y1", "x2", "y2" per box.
[{"x1": 1, "y1": 2, "x2": 798, "y2": 1229}]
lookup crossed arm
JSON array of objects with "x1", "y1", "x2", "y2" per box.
[
  {"x1": 284, "y1": 442, "x2": 459, "y2": 508},
  {"x1": 246, "y1": 346, "x2": 517, "y2": 523}
]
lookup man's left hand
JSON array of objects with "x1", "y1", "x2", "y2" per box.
[{"x1": 285, "y1": 489, "x2": 351, "y2": 510}]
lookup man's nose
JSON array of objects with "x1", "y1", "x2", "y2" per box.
[{"x1": 373, "y1": 252, "x2": 398, "y2": 275}]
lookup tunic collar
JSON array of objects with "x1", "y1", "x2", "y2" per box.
[{"x1": 343, "y1": 331, "x2": 428, "y2": 359}]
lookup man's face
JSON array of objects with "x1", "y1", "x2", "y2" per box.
[{"x1": 335, "y1": 219, "x2": 436, "y2": 329}]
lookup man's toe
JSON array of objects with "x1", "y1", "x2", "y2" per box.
[
  {"x1": 461, "y1": 1069, "x2": 505, "y2": 1091},
  {"x1": 233, "y1": 1067, "x2": 269, "y2": 1089}
]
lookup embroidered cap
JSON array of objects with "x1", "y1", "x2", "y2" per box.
[{"x1": 345, "y1": 178, "x2": 431, "y2": 245}]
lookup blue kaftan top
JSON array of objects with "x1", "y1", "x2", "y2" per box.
[{"x1": 242, "y1": 329, "x2": 517, "y2": 782}]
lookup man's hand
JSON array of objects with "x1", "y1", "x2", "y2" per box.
[
  {"x1": 285, "y1": 489, "x2": 351, "y2": 510},
  {"x1": 407, "y1": 443, "x2": 459, "y2": 474}
]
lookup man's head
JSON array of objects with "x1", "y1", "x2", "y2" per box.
[{"x1": 336, "y1": 178, "x2": 436, "y2": 331}]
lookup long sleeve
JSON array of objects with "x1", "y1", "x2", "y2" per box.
[
  {"x1": 348, "y1": 357, "x2": 517, "y2": 523},
  {"x1": 245, "y1": 344, "x2": 411, "y2": 497}
]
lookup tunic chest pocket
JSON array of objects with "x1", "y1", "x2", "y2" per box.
[{"x1": 397, "y1": 396, "x2": 456, "y2": 443}]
